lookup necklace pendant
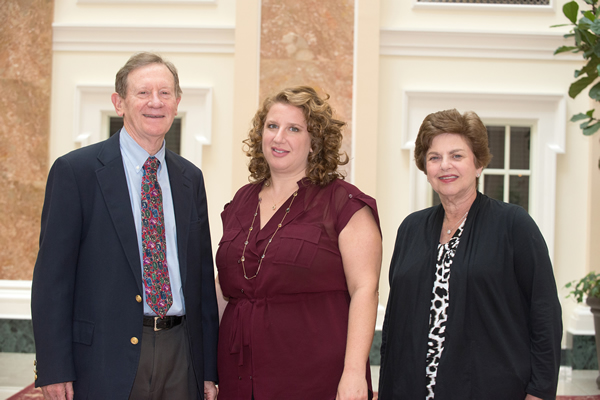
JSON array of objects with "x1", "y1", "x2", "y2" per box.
[
  {"x1": 446, "y1": 229, "x2": 451, "y2": 234},
  {"x1": 272, "y1": 204, "x2": 276, "y2": 210}
]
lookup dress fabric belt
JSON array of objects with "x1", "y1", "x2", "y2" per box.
[
  {"x1": 229, "y1": 298, "x2": 254, "y2": 366},
  {"x1": 142, "y1": 315, "x2": 184, "y2": 331}
]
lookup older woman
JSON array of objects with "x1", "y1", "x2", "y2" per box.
[
  {"x1": 378, "y1": 109, "x2": 562, "y2": 400},
  {"x1": 216, "y1": 86, "x2": 382, "y2": 400}
]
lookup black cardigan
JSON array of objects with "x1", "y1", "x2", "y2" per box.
[{"x1": 378, "y1": 192, "x2": 562, "y2": 400}]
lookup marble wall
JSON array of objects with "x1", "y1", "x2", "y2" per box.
[
  {"x1": 259, "y1": 0, "x2": 355, "y2": 174},
  {"x1": 0, "y1": 0, "x2": 54, "y2": 281}
]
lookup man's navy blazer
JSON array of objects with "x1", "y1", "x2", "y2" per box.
[{"x1": 31, "y1": 132, "x2": 219, "y2": 399}]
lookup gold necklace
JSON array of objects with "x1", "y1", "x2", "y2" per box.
[
  {"x1": 266, "y1": 187, "x2": 297, "y2": 211},
  {"x1": 443, "y1": 211, "x2": 468, "y2": 235},
  {"x1": 241, "y1": 191, "x2": 298, "y2": 280}
]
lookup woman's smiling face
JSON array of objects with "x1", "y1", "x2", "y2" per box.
[
  {"x1": 425, "y1": 133, "x2": 483, "y2": 202},
  {"x1": 261, "y1": 102, "x2": 312, "y2": 179}
]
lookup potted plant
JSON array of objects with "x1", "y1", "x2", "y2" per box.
[{"x1": 566, "y1": 272, "x2": 600, "y2": 388}]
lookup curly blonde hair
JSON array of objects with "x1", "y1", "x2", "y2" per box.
[{"x1": 243, "y1": 86, "x2": 349, "y2": 186}]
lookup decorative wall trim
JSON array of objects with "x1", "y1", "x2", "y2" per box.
[
  {"x1": 53, "y1": 24, "x2": 235, "y2": 53},
  {"x1": 0, "y1": 280, "x2": 32, "y2": 320},
  {"x1": 567, "y1": 304, "x2": 595, "y2": 336},
  {"x1": 412, "y1": 0, "x2": 554, "y2": 12},
  {"x1": 402, "y1": 90, "x2": 566, "y2": 261},
  {"x1": 75, "y1": 85, "x2": 213, "y2": 167},
  {"x1": 78, "y1": 0, "x2": 215, "y2": 3},
  {"x1": 380, "y1": 29, "x2": 578, "y2": 60}
]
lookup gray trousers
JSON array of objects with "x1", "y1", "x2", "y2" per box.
[{"x1": 129, "y1": 318, "x2": 198, "y2": 400}]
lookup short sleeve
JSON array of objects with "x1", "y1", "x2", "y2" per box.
[{"x1": 332, "y1": 182, "x2": 380, "y2": 235}]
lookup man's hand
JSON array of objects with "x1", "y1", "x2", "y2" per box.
[
  {"x1": 41, "y1": 382, "x2": 74, "y2": 400},
  {"x1": 204, "y1": 381, "x2": 218, "y2": 400}
]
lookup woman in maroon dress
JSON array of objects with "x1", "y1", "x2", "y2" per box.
[{"x1": 216, "y1": 86, "x2": 382, "y2": 400}]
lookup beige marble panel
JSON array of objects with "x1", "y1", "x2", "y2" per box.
[
  {"x1": 0, "y1": 1, "x2": 54, "y2": 280},
  {"x1": 260, "y1": 0, "x2": 355, "y2": 174}
]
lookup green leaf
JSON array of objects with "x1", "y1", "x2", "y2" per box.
[
  {"x1": 580, "y1": 119, "x2": 593, "y2": 129},
  {"x1": 569, "y1": 75, "x2": 598, "y2": 98},
  {"x1": 571, "y1": 113, "x2": 592, "y2": 121},
  {"x1": 579, "y1": 29, "x2": 597, "y2": 47},
  {"x1": 555, "y1": 45, "x2": 578, "y2": 55},
  {"x1": 591, "y1": 19, "x2": 600, "y2": 35},
  {"x1": 583, "y1": 121, "x2": 600, "y2": 135},
  {"x1": 575, "y1": 29, "x2": 583, "y2": 47},
  {"x1": 551, "y1": 23, "x2": 573, "y2": 28},
  {"x1": 591, "y1": 80, "x2": 600, "y2": 100},
  {"x1": 580, "y1": 57, "x2": 600, "y2": 75},
  {"x1": 585, "y1": 10, "x2": 597, "y2": 21},
  {"x1": 564, "y1": 1, "x2": 579, "y2": 24},
  {"x1": 587, "y1": 109, "x2": 596, "y2": 117}
]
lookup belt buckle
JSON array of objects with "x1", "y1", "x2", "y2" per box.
[{"x1": 153, "y1": 317, "x2": 162, "y2": 332}]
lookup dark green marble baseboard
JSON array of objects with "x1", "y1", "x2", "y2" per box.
[
  {"x1": 370, "y1": 331, "x2": 596, "y2": 369},
  {"x1": 0, "y1": 319, "x2": 35, "y2": 353},
  {"x1": 1, "y1": 320, "x2": 596, "y2": 370},
  {"x1": 571, "y1": 335, "x2": 598, "y2": 370},
  {"x1": 370, "y1": 330, "x2": 381, "y2": 365}
]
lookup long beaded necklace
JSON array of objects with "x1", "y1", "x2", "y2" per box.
[{"x1": 240, "y1": 191, "x2": 298, "y2": 280}]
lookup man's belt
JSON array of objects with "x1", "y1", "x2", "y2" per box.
[{"x1": 142, "y1": 315, "x2": 183, "y2": 331}]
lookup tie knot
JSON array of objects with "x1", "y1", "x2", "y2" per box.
[{"x1": 143, "y1": 156, "x2": 160, "y2": 175}]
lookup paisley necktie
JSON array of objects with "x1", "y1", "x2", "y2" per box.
[{"x1": 141, "y1": 156, "x2": 173, "y2": 318}]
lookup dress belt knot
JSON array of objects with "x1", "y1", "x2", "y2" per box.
[{"x1": 229, "y1": 298, "x2": 254, "y2": 366}]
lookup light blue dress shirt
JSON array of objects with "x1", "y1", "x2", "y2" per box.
[{"x1": 119, "y1": 128, "x2": 185, "y2": 316}]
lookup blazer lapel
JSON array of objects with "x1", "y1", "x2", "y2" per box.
[
  {"x1": 95, "y1": 132, "x2": 143, "y2": 289},
  {"x1": 165, "y1": 151, "x2": 193, "y2": 288}
]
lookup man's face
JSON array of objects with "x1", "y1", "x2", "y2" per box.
[{"x1": 112, "y1": 63, "x2": 181, "y2": 147}]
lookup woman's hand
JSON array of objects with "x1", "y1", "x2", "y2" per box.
[{"x1": 336, "y1": 369, "x2": 368, "y2": 400}]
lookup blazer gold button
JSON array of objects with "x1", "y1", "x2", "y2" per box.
[
  {"x1": 136, "y1": 295, "x2": 142, "y2": 303},
  {"x1": 34, "y1": 374, "x2": 38, "y2": 380},
  {"x1": 131, "y1": 337, "x2": 139, "y2": 345},
  {"x1": 33, "y1": 360, "x2": 37, "y2": 366}
]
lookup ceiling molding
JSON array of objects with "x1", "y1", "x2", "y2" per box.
[
  {"x1": 53, "y1": 24, "x2": 235, "y2": 54},
  {"x1": 380, "y1": 29, "x2": 580, "y2": 61},
  {"x1": 77, "y1": 0, "x2": 215, "y2": 3}
]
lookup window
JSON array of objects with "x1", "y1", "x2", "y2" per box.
[
  {"x1": 109, "y1": 117, "x2": 182, "y2": 155},
  {"x1": 416, "y1": 0, "x2": 548, "y2": 4},
  {"x1": 75, "y1": 85, "x2": 212, "y2": 167},
  {"x1": 432, "y1": 124, "x2": 532, "y2": 212},
  {"x1": 403, "y1": 90, "x2": 566, "y2": 259}
]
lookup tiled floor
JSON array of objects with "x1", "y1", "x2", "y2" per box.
[
  {"x1": 0, "y1": 353, "x2": 35, "y2": 400},
  {"x1": 0, "y1": 354, "x2": 599, "y2": 399}
]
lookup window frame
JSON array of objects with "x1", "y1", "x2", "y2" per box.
[
  {"x1": 74, "y1": 85, "x2": 212, "y2": 167},
  {"x1": 402, "y1": 90, "x2": 566, "y2": 261}
]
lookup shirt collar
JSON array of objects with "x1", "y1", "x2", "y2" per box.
[{"x1": 120, "y1": 128, "x2": 166, "y2": 173}]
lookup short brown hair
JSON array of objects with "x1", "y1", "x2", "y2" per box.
[
  {"x1": 115, "y1": 52, "x2": 182, "y2": 99},
  {"x1": 414, "y1": 109, "x2": 492, "y2": 172},
  {"x1": 244, "y1": 86, "x2": 349, "y2": 186}
]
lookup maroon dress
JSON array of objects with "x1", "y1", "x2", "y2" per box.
[{"x1": 216, "y1": 178, "x2": 380, "y2": 400}]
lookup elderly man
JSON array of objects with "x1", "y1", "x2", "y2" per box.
[{"x1": 31, "y1": 52, "x2": 218, "y2": 400}]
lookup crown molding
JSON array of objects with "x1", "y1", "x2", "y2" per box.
[
  {"x1": 53, "y1": 24, "x2": 235, "y2": 53},
  {"x1": 0, "y1": 280, "x2": 32, "y2": 320},
  {"x1": 411, "y1": 0, "x2": 555, "y2": 13},
  {"x1": 78, "y1": 0, "x2": 215, "y2": 3},
  {"x1": 380, "y1": 29, "x2": 580, "y2": 61}
]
